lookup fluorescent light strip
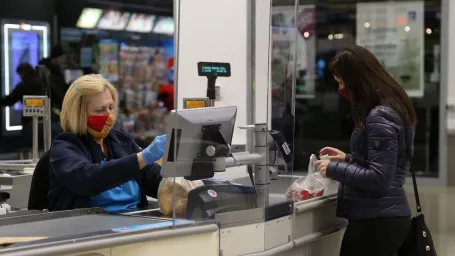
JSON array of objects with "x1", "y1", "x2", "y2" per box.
[
  {"x1": 3, "y1": 24, "x2": 21, "y2": 131},
  {"x1": 31, "y1": 25, "x2": 48, "y2": 57},
  {"x1": 3, "y1": 24, "x2": 48, "y2": 131}
]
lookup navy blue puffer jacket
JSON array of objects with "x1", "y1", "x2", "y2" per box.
[{"x1": 326, "y1": 106, "x2": 414, "y2": 220}]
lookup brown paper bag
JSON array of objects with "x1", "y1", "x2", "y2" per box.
[{"x1": 158, "y1": 178, "x2": 204, "y2": 217}]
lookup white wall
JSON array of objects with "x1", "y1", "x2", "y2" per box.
[
  {"x1": 447, "y1": 0, "x2": 455, "y2": 132},
  {"x1": 443, "y1": 0, "x2": 453, "y2": 186},
  {"x1": 175, "y1": 0, "x2": 272, "y2": 180},
  {"x1": 176, "y1": 0, "x2": 249, "y2": 146},
  {"x1": 176, "y1": 0, "x2": 273, "y2": 141}
]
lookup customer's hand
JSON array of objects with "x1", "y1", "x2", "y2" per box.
[
  {"x1": 142, "y1": 135, "x2": 167, "y2": 165},
  {"x1": 319, "y1": 147, "x2": 346, "y2": 162},
  {"x1": 314, "y1": 160, "x2": 330, "y2": 178}
]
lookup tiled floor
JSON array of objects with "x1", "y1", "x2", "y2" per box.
[{"x1": 405, "y1": 185, "x2": 455, "y2": 256}]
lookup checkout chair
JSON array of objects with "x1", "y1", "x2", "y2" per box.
[{"x1": 27, "y1": 151, "x2": 50, "y2": 210}]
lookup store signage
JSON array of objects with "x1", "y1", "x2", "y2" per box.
[
  {"x1": 198, "y1": 62, "x2": 231, "y2": 77},
  {"x1": 356, "y1": 2, "x2": 424, "y2": 98}
]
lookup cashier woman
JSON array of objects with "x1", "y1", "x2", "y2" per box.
[{"x1": 48, "y1": 74, "x2": 165, "y2": 212}]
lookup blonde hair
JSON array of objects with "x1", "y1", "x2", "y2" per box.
[{"x1": 60, "y1": 74, "x2": 118, "y2": 136}]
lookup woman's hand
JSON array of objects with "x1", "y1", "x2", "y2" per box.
[
  {"x1": 314, "y1": 160, "x2": 330, "y2": 178},
  {"x1": 142, "y1": 135, "x2": 167, "y2": 165},
  {"x1": 319, "y1": 147, "x2": 346, "y2": 162}
]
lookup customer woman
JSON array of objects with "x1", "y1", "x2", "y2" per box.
[
  {"x1": 48, "y1": 74, "x2": 165, "y2": 212},
  {"x1": 314, "y1": 45, "x2": 416, "y2": 256}
]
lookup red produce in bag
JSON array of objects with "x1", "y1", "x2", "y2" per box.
[{"x1": 286, "y1": 154, "x2": 325, "y2": 202}]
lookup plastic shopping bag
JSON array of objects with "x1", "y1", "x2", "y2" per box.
[
  {"x1": 157, "y1": 177, "x2": 204, "y2": 217},
  {"x1": 286, "y1": 154, "x2": 325, "y2": 202},
  {"x1": 319, "y1": 154, "x2": 340, "y2": 196}
]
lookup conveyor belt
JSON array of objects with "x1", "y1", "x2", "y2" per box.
[{"x1": 0, "y1": 215, "x2": 165, "y2": 237}]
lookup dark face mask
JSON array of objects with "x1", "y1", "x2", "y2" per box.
[{"x1": 338, "y1": 88, "x2": 351, "y2": 101}]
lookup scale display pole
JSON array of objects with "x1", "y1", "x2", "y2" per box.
[
  {"x1": 37, "y1": 65, "x2": 52, "y2": 151},
  {"x1": 22, "y1": 96, "x2": 48, "y2": 163},
  {"x1": 197, "y1": 62, "x2": 231, "y2": 107}
]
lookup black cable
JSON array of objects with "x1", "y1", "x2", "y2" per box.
[
  {"x1": 272, "y1": 143, "x2": 277, "y2": 166},
  {"x1": 247, "y1": 165, "x2": 254, "y2": 186}
]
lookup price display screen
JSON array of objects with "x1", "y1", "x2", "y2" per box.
[
  {"x1": 183, "y1": 98, "x2": 208, "y2": 109},
  {"x1": 198, "y1": 62, "x2": 231, "y2": 77},
  {"x1": 24, "y1": 98, "x2": 44, "y2": 107}
]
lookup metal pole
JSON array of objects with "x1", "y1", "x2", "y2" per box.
[
  {"x1": 43, "y1": 115, "x2": 49, "y2": 152},
  {"x1": 173, "y1": 0, "x2": 180, "y2": 110},
  {"x1": 172, "y1": 0, "x2": 181, "y2": 228},
  {"x1": 291, "y1": 0, "x2": 299, "y2": 117},
  {"x1": 246, "y1": 0, "x2": 256, "y2": 153},
  {"x1": 254, "y1": 123, "x2": 269, "y2": 207},
  {"x1": 43, "y1": 97, "x2": 52, "y2": 151},
  {"x1": 32, "y1": 116, "x2": 39, "y2": 163},
  {"x1": 439, "y1": 0, "x2": 449, "y2": 185}
]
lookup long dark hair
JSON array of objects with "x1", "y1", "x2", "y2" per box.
[{"x1": 329, "y1": 45, "x2": 417, "y2": 128}]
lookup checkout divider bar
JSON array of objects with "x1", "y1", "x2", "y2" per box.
[
  {"x1": 0, "y1": 208, "x2": 105, "y2": 226},
  {"x1": 294, "y1": 195, "x2": 338, "y2": 214},
  {"x1": 0, "y1": 164, "x2": 39, "y2": 171},
  {"x1": 0, "y1": 224, "x2": 219, "y2": 256},
  {"x1": 0, "y1": 160, "x2": 34, "y2": 164}
]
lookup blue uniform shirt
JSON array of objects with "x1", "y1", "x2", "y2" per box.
[
  {"x1": 90, "y1": 145, "x2": 141, "y2": 213},
  {"x1": 48, "y1": 129, "x2": 162, "y2": 212}
]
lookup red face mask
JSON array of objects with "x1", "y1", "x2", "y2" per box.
[
  {"x1": 337, "y1": 88, "x2": 351, "y2": 101},
  {"x1": 87, "y1": 113, "x2": 115, "y2": 139}
]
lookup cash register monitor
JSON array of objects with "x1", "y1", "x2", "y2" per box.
[{"x1": 160, "y1": 106, "x2": 237, "y2": 179}]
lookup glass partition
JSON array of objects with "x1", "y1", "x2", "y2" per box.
[
  {"x1": 290, "y1": 0, "x2": 441, "y2": 180},
  {"x1": 270, "y1": 0, "x2": 339, "y2": 202},
  {"x1": 268, "y1": 0, "x2": 302, "y2": 203},
  {"x1": 269, "y1": 0, "x2": 442, "y2": 201},
  {"x1": 157, "y1": 0, "x2": 443, "y2": 229},
  {"x1": 160, "y1": 0, "x2": 296, "y2": 228}
]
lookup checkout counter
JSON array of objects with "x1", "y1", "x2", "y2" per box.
[
  {"x1": 0, "y1": 104, "x2": 346, "y2": 256},
  {"x1": 0, "y1": 3, "x2": 346, "y2": 252}
]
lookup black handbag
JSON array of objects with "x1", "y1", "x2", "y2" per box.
[{"x1": 398, "y1": 166, "x2": 437, "y2": 256}]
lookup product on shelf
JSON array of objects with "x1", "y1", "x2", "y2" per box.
[{"x1": 118, "y1": 44, "x2": 169, "y2": 139}]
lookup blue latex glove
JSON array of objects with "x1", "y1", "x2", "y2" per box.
[{"x1": 142, "y1": 135, "x2": 166, "y2": 165}]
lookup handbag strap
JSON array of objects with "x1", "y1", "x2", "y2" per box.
[
  {"x1": 403, "y1": 127, "x2": 422, "y2": 214},
  {"x1": 409, "y1": 165, "x2": 422, "y2": 213}
]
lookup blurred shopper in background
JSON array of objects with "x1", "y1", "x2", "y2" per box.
[
  {"x1": 39, "y1": 45, "x2": 69, "y2": 111},
  {"x1": 314, "y1": 45, "x2": 416, "y2": 256},
  {"x1": 0, "y1": 63, "x2": 43, "y2": 147},
  {"x1": 155, "y1": 57, "x2": 174, "y2": 111},
  {"x1": 39, "y1": 45, "x2": 69, "y2": 137}
]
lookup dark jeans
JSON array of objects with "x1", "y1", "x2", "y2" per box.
[{"x1": 340, "y1": 216, "x2": 411, "y2": 256}]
